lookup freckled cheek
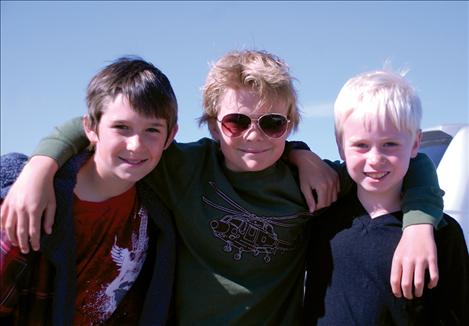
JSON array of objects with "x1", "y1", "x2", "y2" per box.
[
  {"x1": 348, "y1": 159, "x2": 366, "y2": 176},
  {"x1": 146, "y1": 144, "x2": 163, "y2": 159},
  {"x1": 221, "y1": 134, "x2": 238, "y2": 146},
  {"x1": 277, "y1": 139, "x2": 287, "y2": 150},
  {"x1": 220, "y1": 137, "x2": 240, "y2": 155},
  {"x1": 345, "y1": 152, "x2": 363, "y2": 165}
]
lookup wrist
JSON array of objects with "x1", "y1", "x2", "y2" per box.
[{"x1": 402, "y1": 223, "x2": 434, "y2": 236}]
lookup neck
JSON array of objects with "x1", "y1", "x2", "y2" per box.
[
  {"x1": 357, "y1": 186, "x2": 402, "y2": 219},
  {"x1": 74, "y1": 156, "x2": 134, "y2": 202}
]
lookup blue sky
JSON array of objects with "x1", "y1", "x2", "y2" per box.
[{"x1": 1, "y1": 1, "x2": 468, "y2": 160}]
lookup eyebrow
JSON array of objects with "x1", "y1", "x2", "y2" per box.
[
  {"x1": 112, "y1": 119, "x2": 166, "y2": 127},
  {"x1": 347, "y1": 136, "x2": 366, "y2": 142}
]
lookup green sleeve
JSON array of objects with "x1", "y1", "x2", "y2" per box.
[
  {"x1": 32, "y1": 117, "x2": 89, "y2": 168},
  {"x1": 329, "y1": 153, "x2": 445, "y2": 229},
  {"x1": 401, "y1": 152, "x2": 445, "y2": 229}
]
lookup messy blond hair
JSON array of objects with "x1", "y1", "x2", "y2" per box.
[{"x1": 199, "y1": 50, "x2": 300, "y2": 130}]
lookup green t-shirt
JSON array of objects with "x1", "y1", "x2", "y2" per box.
[{"x1": 150, "y1": 138, "x2": 310, "y2": 324}]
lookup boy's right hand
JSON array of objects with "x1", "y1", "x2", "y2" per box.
[
  {"x1": 288, "y1": 149, "x2": 339, "y2": 212},
  {"x1": 390, "y1": 224, "x2": 439, "y2": 299},
  {"x1": 0, "y1": 156, "x2": 58, "y2": 254}
]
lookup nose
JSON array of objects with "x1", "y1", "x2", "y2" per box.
[
  {"x1": 244, "y1": 119, "x2": 264, "y2": 140},
  {"x1": 368, "y1": 149, "x2": 385, "y2": 165},
  {"x1": 126, "y1": 134, "x2": 144, "y2": 151}
]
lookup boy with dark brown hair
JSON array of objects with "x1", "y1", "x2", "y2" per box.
[{"x1": 0, "y1": 57, "x2": 178, "y2": 325}]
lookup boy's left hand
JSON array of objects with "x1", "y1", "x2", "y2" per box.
[
  {"x1": 390, "y1": 224, "x2": 439, "y2": 299},
  {"x1": 288, "y1": 149, "x2": 339, "y2": 212}
]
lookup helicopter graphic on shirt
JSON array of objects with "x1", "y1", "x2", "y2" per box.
[{"x1": 202, "y1": 181, "x2": 307, "y2": 263}]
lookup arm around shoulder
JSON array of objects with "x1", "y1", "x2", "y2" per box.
[
  {"x1": 33, "y1": 116, "x2": 89, "y2": 168},
  {"x1": 0, "y1": 155, "x2": 58, "y2": 253},
  {"x1": 401, "y1": 153, "x2": 445, "y2": 229}
]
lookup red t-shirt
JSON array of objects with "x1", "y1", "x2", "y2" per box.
[{"x1": 73, "y1": 186, "x2": 150, "y2": 324}]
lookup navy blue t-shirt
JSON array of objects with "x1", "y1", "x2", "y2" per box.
[{"x1": 304, "y1": 192, "x2": 469, "y2": 325}]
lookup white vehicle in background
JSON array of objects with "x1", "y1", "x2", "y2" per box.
[{"x1": 419, "y1": 124, "x2": 469, "y2": 246}]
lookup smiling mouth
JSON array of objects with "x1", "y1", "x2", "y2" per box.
[
  {"x1": 364, "y1": 171, "x2": 389, "y2": 180},
  {"x1": 119, "y1": 157, "x2": 148, "y2": 165},
  {"x1": 239, "y1": 148, "x2": 268, "y2": 154}
]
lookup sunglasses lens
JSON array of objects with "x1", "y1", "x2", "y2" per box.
[
  {"x1": 259, "y1": 114, "x2": 288, "y2": 138},
  {"x1": 221, "y1": 113, "x2": 251, "y2": 137}
]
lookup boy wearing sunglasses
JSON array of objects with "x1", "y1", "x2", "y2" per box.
[{"x1": 2, "y1": 50, "x2": 444, "y2": 324}]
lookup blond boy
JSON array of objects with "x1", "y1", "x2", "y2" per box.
[{"x1": 305, "y1": 70, "x2": 468, "y2": 325}]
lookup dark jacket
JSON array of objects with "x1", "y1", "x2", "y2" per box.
[
  {"x1": 304, "y1": 191, "x2": 469, "y2": 325},
  {"x1": 0, "y1": 152, "x2": 176, "y2": 325}
]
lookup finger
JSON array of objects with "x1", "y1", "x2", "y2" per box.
[
  {"x1": 401, "y1": 260, "x2": 415, "y2": 300},
  {"x1": 29, "y1": 210, "x2": 41, "y2": 251},
  {"x1": 330, "y1": 178, "x2": 339, "y2": 203},
  {"x1": 322, "y1": 177, "x2": 337, "y2": 209},
  {"x1": 43, "y1": 199, "x2": 56, "y2": 235},
  {"x1": 322, "y1": 184, "x2": 332, "y2": 209},
  {"x1": 327, "y1": 186, "x2": 336, "y2": 206},
  {"x1": 413, "y1": 262, "x2": 426, "y2": 297},
  {"x1": 0, "y1": 204, "x2": 7, "y2": 229},
  {"x1": 325, "y1": 186, "x2": 333, "y2": 208},
  {"x1": 326, "y1": 181, "x2": 335, "y2": 206},
  {"x1": 315, "y1": 185, "x2": 327, "y2": 210},
  {"x1": 16, "y1": 211, "x2": 30, "y2": 254},
  {"x1": 390, "y1": 257, "x2": 403, "y2": 298},
  {"x1": 4, "y1": 207, "x2": 19, "y2": 247},
  {"x1": 301, "y1": 185, "x2": 316, "y2": 213},
  {"x1": 427, "y1": 259, "x2": 439, "y2": 289}
]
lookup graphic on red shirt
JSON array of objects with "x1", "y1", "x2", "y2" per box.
[
  {"x1": 91, "y1": 208, "x2": 148, "y2": 318},
  {"x1": 73, "y1": 187, "x2": 149, "y2": 324}
]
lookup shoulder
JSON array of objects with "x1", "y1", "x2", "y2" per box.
[
  {"x1": 438, "y1": 214, "x2": 465, "y2": 236},
  {"x1": 435, "y1": 214, "x2": 468, "y2": 252},
  {"x1": 159, "y1": 138, "x2": 221, "y2": 173},
  {"x1": 136, "y1": 183, "x2": 173, "y2": 224},
  {"x1": 56, "y1": 151, "x2": 91, "y2": 178},
  {"x1": 53, "y1": 151, "x2": 92, "y2": 196},
  {"x1": 320, "y1": 190, "x2": 360, "y2": 218}
]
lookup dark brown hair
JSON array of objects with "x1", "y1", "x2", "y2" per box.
[{"x1": 86, "y1": 56, "x2": 178, "y2": 132}]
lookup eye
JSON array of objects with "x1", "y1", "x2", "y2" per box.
[
  {"x1": 383, "y1": 142, "x2": 399, "y2": 148},
  {"x1": 113, "y1": 124, "x2": 129, "y2": 130},
  {"x1": 146, "y1": 127, "x2": 161, "y2": 133},
  {"x1": 353, "y1": 142, "x2": 368, "y2": 149}
]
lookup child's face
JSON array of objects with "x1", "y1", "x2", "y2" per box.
[
  {"x1": 208, "y1": 88, "x2": 291, "y2": 172},
  {"x1": 85, "y1": 94, "x2": 176, "y2": 187},
  {"x1": 339, "y1": 111, "x2": 421, "y2": 198}
]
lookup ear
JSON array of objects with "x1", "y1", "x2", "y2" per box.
[
  {"x1": 208, "y1": 119, "x2": 221, "y2": 141},
  {"x1": 163, "y1": 123, "x2": 179, "y2": 149},
  {"x1": 83, "y1": 115, "x2": 99, "y2": 144},
  {"x1": 410, "y1": 129, "x2": 422, "y2": 158}
]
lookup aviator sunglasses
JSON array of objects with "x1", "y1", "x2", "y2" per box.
[{"x1": 217, "y1": 113, "x2": 290, "y2": 139}]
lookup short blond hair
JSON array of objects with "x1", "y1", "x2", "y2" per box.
[
  {"x1": 334, "y1": 70, "x2": 422, "y2": 144},
  {"x1": 199, "y1": 50, "x2": 300, "y2": 130}
]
